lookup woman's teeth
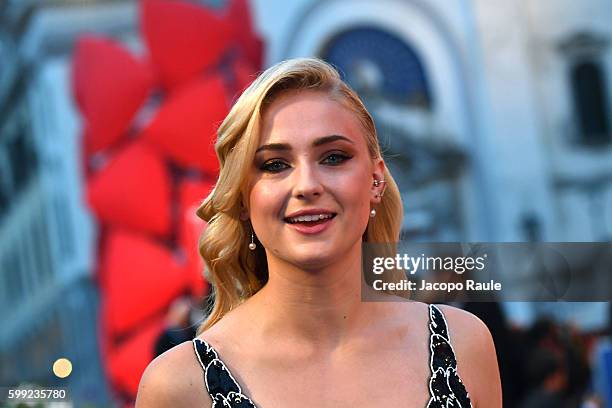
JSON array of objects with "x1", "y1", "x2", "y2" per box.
[{"x1": 286, "y1": 214, "x2": 334, "y2": 223}]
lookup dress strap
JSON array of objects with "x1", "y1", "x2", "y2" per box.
[
  {"x1": 426, "y1": 304, "x2": 473, "y2": 408},
  {"x1": 192, "y1": 338, "x2": 258, "y2": 408}
]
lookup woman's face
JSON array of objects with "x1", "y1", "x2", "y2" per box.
[{"x1": 245, "y1": 90, "x2": 384, "y2": 270}]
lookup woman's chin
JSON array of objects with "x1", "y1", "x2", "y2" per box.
[
  {"x1": 292, "y1": 257, "x2": 335, "y2": 272},
  {"x1": 285, "y1": 245, "x2": 355, "y2": 271}
]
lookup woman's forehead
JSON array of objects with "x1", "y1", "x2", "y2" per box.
[{"x1": 258, "y1": 90, "x2": 365, "y2": 147}]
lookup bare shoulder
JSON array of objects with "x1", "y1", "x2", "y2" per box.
[
  {"x1": 434, "y1": 304, "x2": 490, "y2": 342},
  {"x1": 135, "y1": 340, "x2": 212, "y2": 408},
  {"x1": 435, "y1": 304, "x2": 503, "y2": 408}
]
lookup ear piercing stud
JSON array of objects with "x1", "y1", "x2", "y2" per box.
[
  {"x1": 370, "y1": 179, "x2": 385, "y2": 218},
  {"x1": 249, "y1": 230, "x2": 256, "y2": 250},
  {"x1": 373, "y1": 179, "x2": 386, "y2": 198}
]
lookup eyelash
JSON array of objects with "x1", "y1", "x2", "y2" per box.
[
  {"x1": 260, "y1": 160, "x2": 289, "y2": 173},
  {"x1": 259, "y1": 152, "x2": 353, "y2": 173},
  {"x1": 322, "y1": 152, "x2": 352, "y2": 165}
]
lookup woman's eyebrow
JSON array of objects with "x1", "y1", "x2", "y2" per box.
[
  {"x1": 255, "y1": 134, "x2": 354, "y2": 153},
  {"x1": 255, "y1": 142, "x2": 290, "y2": 153},
  {"x1": 312, "y1": 134, "x2": 354, "y2": 147}
]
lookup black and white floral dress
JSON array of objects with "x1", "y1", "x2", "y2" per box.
[{"x1": 192, "y1": 304, "x2": 472, "y2": 407}]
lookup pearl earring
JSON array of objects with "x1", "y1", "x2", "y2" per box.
[
  {"x1": 249, "y1": 230, "x2": 256, "y2": 250},
  {"x1": 370, "y1": 209, "x2": 377, "y2": 218}
]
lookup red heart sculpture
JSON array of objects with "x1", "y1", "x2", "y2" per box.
[
  {"x1": 101, "y1": 230, "x2": 188, "y2": 336},
  {"x1": 227, "y1": 0, "x2": 264, "y2": 70},
  {"x1": 87, "y1": 142, "x2": 171, "y2": 237},
  {"x1": 106, "y1": 317, "x2": 164, "y2": 399},
  {"x1": 230, "y1": 57, "x2": 257, "y2": 97},
  {"x1": 142, "y1": 74, "x2": 228, "y2": 175},
  {"x1": 177, "y1": 178, "x2": 215, "y2": 299},
  {"x1": 141, "y1": 0, "x2": 233, "y2": 91},
  {"x1": 72, "y1": 35, "x2": 153, "y2": 155}
]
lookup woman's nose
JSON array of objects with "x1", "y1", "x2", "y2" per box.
[{"x1": 292, "y1": 162, "x2": 324, "y2": 199}]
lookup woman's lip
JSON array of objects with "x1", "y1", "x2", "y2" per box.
[
  {"x1": 285, "y1": 216, "x2": 335, "y2": 235},
  {"x1": 284, "y1": 210, "x2": 336, "y2": 219}
]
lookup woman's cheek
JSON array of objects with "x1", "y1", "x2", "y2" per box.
[{"x1": 249, "y1": 182, "x2": 283, "y2": 222}]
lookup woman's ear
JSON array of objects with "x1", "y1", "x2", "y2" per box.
[
  {"x1": 371, "y1": 158, "x2": 386, "y2": 204},
  {"x1": 239, "y1": 209, "x2": 249, "y2": 221},
  {"x1": 239, "y1": 198, "x2": 250, "y2": 221}
]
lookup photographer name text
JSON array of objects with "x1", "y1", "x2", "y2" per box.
[{"x1": 372, "y1": 279, "x2": 502, "y2": 292}]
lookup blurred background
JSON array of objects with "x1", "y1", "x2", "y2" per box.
[{"x1": 0, "y1": 0, "x2": 611, "y2": 406}]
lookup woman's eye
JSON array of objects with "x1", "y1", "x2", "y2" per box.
[
  {"x1": 321, "y1": 153, "x2": 352, "y2": 165},
  {"x1": 261, "y1": 160, "x2": 289, "y2": 173}
]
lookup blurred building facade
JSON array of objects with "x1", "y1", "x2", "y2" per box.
[
  {"x1": 254, "y1": 0, "x2": 612, "y2": 244},
  {"x1": 0, "y1": 0, "x2": 611, "y2": 402},
  {"x1": 252, "y1": 0, "x2": 612, "y2": 328},
  {"x1": 0, "y1": 0, "x2": 137, "y2": 404}
]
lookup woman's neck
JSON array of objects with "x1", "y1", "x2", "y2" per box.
[{"x1": 244, "y1": 241, "x2": 389, "y2": 351}]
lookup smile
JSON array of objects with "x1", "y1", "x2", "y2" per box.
[
  {"x1": 283, "y1": 213, "x2": 337, "y2": 235},
  {"x1": 285, "y1": 213, "x2": 335, "y2": 223}
]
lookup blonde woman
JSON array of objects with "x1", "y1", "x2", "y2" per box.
[{"x1": 136, "y1": 58, "x2": 502, "y2": 407}]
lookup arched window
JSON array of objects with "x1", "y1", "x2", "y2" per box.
[
  {"x1": 321, "y1": 27, "x2": 432, "y2": 109},
  {"x1": 559, "y1": 31, "x2": 611, "y2": 146},
  {"x1": 571, "y1": 61, "x2": 610, "y2": 145}
]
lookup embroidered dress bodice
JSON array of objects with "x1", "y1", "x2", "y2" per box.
[{"x1": 192, "y1": 304, "x2": 472, "y2": 407}]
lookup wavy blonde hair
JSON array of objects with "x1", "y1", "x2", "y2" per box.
[{"x1": 196, "y1": 58, "x2": 403, "y2": 333}]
